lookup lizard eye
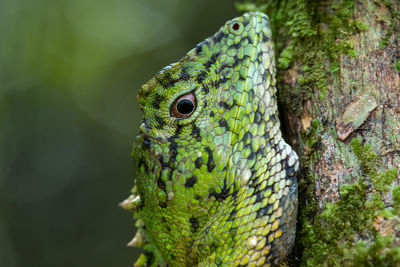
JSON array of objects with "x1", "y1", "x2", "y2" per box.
[
  {"x1": 170, "y1": 91, "x2": 196, "y2": 118},
  {"x1": 230, "y1": 21, "x2": 243, "y2": 33}
]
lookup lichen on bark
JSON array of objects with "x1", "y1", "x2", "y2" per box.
[{"x1": 237, "y1": 0, "x2": 400, "y2": 265}]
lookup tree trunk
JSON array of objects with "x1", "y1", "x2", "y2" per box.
[{"x1": 237, "y1": 0, "x2": 400, "y2": 265}]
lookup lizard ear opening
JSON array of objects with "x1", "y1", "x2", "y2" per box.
[{"x1": 170, "y1": 91, "x2": 197, "y2": 118}]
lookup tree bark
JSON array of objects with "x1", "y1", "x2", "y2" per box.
[{"x1": 237, "y1": 0, "x2": 400, "y2": 265}]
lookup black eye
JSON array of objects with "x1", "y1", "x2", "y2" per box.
[
  {"x1": 171, "y1": 91, "x2": 197, "y2": 118},
  {"x1": 232, "y1": 23, "x2": 240, "y2": 30},
  {"x1": 177, "y1": 99, "x2": 194, "y2": 114}
]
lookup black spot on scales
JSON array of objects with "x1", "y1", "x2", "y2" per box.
[
  {"x1": 168, "y1": 169, "x2": 174, "y2": 181},
  {"x1": 208, "y1": 184, "x2": 230, "y2": 201},
  {"x1": 227, "y1": 209, "x2": 237, "y2": 221},
  {"x1": 196, "y1": 71, "x2": 207, "y2": 84},
  {"x1": 255, "y1": 190, "x2": 264, "y2": 203},
  {"x1": 159, "y1": 202, "x2": 167, "y2": 208},
  {"x1": 254, "y1": 111, "x2": 262, "y2": 124},
  {"x1": 157, "y1": 73, "x2": 178, "y2": 89},
  {"x1": 195, "y1": 157, "x2": 203, "y2": 169},
  {"x1": 152, "y1": 93, "x2": 165, "y2": 109},
  {"x1": 180, "y1": 67, "x2": 191, "y2": 81},
  {"x1": 256, "y1": 203, "x2": 274, "y2": 218},
  {"x1": 248, "y1": 151, "x2": 255, "y2": 160},
  {"x1": 205, "y1": 146, "x2": 215, "y2": 172},
  {"x1": 232, "y1": 56, "x2": 241, "y2": 68},
  {"x1": 169, "y1": 141, "x2": 178, "y2": 151},
  {"x1": 262, "y1": 34, "x2": 270, "y2": 42},
  {"x1": 191, "y1": 124, "x2": 201, "y2": 140},
  {"x1": 213, "y1": 31, "x2": 224, "y2": 43},
  {"x1": 154, "y1": 114, "x2": 166, "y2": 129},
  {"x1": 167, "y1": 126, "x2": 181, "y2": 160},
  {"x1": 203, "y1": 60, "x2": 213, "y2": 69},
  {"x1": 143, "y1": 137, "x2": 152, "y2": 148},
  {"x1": 138, "y1": 158, "x2": 149, "y2": 173},
  {"x1": 195, "y1": 40, "x2": 209, "y2": 54},
  {"x1": 195, "y1": 44, "x2": 203, "y2": 54},
  {"x1": 189, "y1": 217, "x2": 199, "y2": 233},
  {"x1": 285, "y1": 165, "x2": 297, "y2": 177},
  {"x1": 231, "y1": 42, "x2": 242, "y2": 49},
  {"x1": 203, "y1": 52, "x2": 220, "y2": 69},
  {"x1": 159, "y1": 156, "x2": 169, "y2": 170},
  {"x1": 185, "y1": 176, "x2": 197, "y2": 188},
  {"x1": 218, "y1": 118, "x2": 229, "y2": 130},
  {"x1": 202, "y1": 84, "x2": 210, "y2": 94},
  {"x1": 157, "y1": 175, "x2": 167, "y2": 193},
  {"x1": 263, "y1": 130, "x2": 270, "y2": 140},
  {"x1": 211, "y1": 79, "x2": 220, "y2": 89},
  {"x1": 218, "y1": 101, "x2": 230, "y2": 110}
]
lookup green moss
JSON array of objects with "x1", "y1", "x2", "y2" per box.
[
  {"x1": 350, "y1": 137, "x2": 378, "y2": 174},
  {"x1": 351, "y1": 137, "x2": 398, "y2": 218},
  {"x1": 379, "y1": 0, "x2": 400, "y2": 48},
  {"x1": 395, "y1": 60, "x2": 400, "y2": 73},
  {"x1": 393, "y1": 186, "x2": 400, "y2": 215},
  {"x1": 295, "y1": 138, "x2": 400, "y2": 265},
  {"x1": 299, "y1": 177, "x2": 371, "y2": 266},
  {"x1": 236, "y1": 0, "x2": 368, "y2": 114},
  {"x1": 292, "y1": 119, "x2": 324, "y2": 265},
  {"x1": 344, "y1": 234, "x2": 400, "y2": 266}
]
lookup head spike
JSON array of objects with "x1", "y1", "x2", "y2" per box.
[
  {"x1": 133, "y1": 253, "x2": 147, "y2": 267},
  {"x1": 119, "y1": 194, "x2": 140, "y2": 211},
  {"x1": 127, "y1": 231, "x2": 144, "y2": 248}
]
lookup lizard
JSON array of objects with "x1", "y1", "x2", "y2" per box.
[{"x1": 120, "y1": 11, "x2": 299, "y2": 267}]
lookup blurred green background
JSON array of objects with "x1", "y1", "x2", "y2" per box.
[{"x1": 0, "y1": 1, "x2": 237, "y2": 266}]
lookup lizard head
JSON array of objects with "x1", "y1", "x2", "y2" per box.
[
  {"x1": 136, "y1": 11, "x2": 274, "y2": 140},
  {"x1": 132, "y1": 12, "x2": 298, "y2": 265}
]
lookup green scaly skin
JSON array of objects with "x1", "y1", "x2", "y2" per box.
[{"x1": 126, "y1": 12, "x2": 299, "y2": 266}]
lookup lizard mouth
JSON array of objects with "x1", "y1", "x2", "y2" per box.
[
  {"x1": 139, "y1": 120, "x2": 153, "y2": 136},
  {"x1": 137, "y1": 119, "x2": 170, "y2": 144}
]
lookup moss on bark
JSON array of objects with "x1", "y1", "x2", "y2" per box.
[{"x1": 237, "y1": 0, "x2": 400, "y2": 265}]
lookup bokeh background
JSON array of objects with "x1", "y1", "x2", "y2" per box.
[{"x1": 0, "y1": 1, "x2": 237, "y2": 266}]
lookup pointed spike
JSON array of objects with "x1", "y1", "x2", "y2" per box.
[
  {"x1": 127, "y1": 231, "x2": 144, "y2": 248},
  {"x1": 133, "y1": 253, "x2": 147, "y2": 267},
  {"x1": 135, "y1": 219, "x2": 144, "y2": 228},
  {"x1": 119, "y1": 194, "x2": 141, "y2": 211}
]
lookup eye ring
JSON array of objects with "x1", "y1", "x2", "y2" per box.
[
  {"x1": 170, "y1": 91, "x2": 197, "y2": 118},
  {"x1": 230, "y1": 21, "x2": 243, "y2": 34}
]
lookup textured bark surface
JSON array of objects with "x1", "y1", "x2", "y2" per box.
[{"x1": 238, "y1": 0, "x2": 400, "y2": 265}]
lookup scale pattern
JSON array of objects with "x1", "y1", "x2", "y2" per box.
[{"x1": 127, "y1": 12, "x2": 299, "y2": 266}]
